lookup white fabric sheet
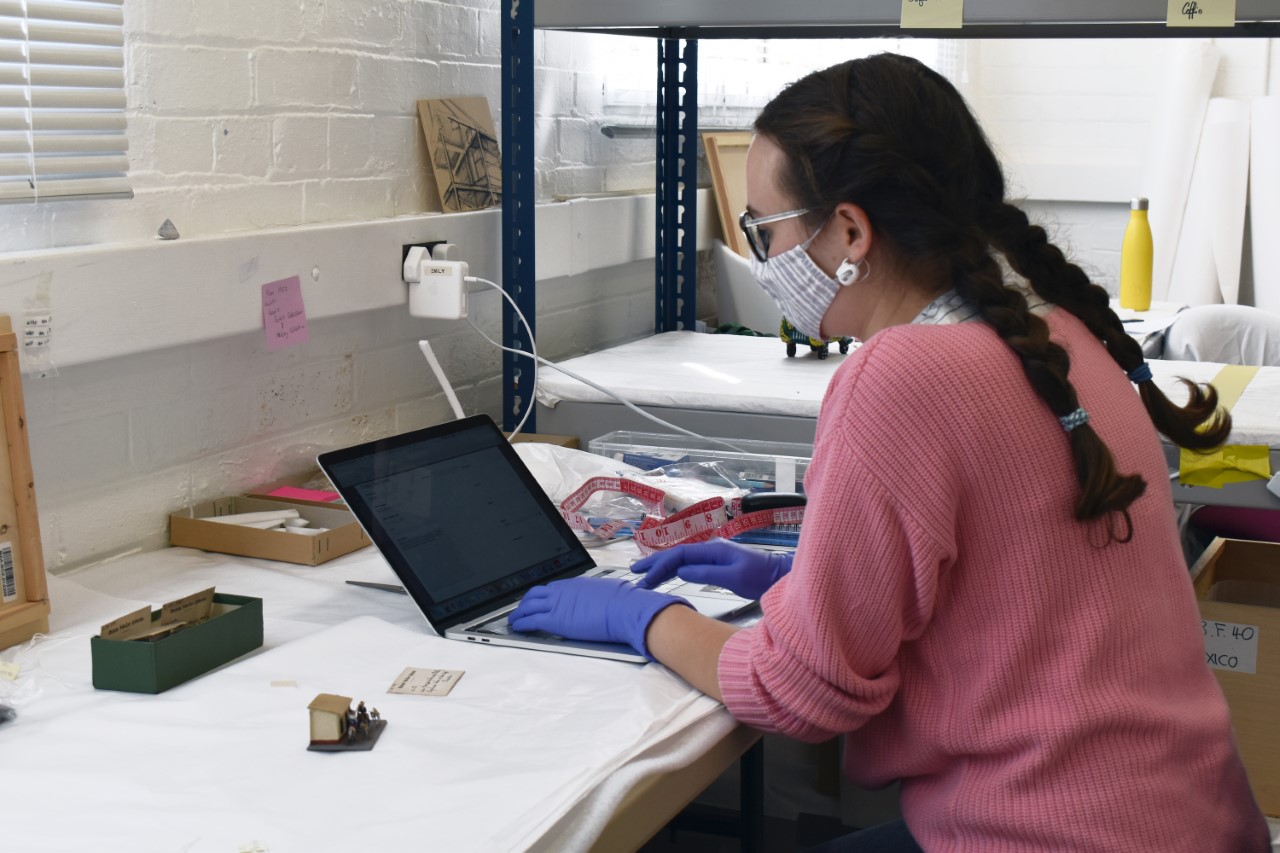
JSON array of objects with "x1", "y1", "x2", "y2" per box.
[
  {"x1": 1142, "y1": 40, "x2": 1220, "y2": 302},
  {"x1": 1251, "y1": 97, "x2": 1280, "y2": 315},
  {"x1": 1166, "y1": 98, "x2": 1251, "y2": 306},
  {"x1": 1, "y1": 544, "x2": 732, "y2": 853},
  {"x1": 536, "y1": 332, "x2": 1280, "y2": 450},
  {"x1": 537, "y1": 331, "x2": 851, "y2": 418}
]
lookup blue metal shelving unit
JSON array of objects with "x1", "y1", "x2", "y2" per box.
[{"x1": 502, "y1": 1, "x2": 1280, "y2": 431}]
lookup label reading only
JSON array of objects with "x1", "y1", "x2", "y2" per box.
[{"x1": 1202, "y1": 619, "x2": 1259, "y2": 674}]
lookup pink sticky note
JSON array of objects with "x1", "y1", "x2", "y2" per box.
[
  {"x1": 262, "y1": 275, "x2": 310, "y2": 352},
  {"x1": 268, "y1": 486, "x2": 342, "y2": 503}
]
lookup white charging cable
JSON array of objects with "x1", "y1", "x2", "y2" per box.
[
  {"x1": 417, "y1": 339, "x2": 467, "y2": 422},
  {"x1": 465, "y1": 276, "x2": 537, "y2": 440},
  {"x1": 465, "y1": 276, "x2": 745, "y2": 453}
]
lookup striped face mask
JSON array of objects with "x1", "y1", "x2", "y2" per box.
[{"x1": 749, "y1": 225, "x2": 840, "y2": 340}]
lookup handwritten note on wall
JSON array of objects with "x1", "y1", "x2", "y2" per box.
[
  {"x1": 262, "y1": 276, "x2": 310, "y2": 352},
  {"x1": 901, "y1": 0, "x2": 963, "y2": 29}
]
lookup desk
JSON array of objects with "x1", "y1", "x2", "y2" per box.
[{"x1": 0, "y1": 545, "x2": 759, "y2": 853}]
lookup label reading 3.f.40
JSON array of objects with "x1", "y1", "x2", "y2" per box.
[{"x1": 1202, "y1": 619, "x2": 1258, "y2": 674}]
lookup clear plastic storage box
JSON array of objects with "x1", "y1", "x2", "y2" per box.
[{"x1": 587, "y1": 431, "x2": 813, "y2": 493}]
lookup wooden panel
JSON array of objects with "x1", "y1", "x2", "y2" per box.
[
  {"x1": 703, "y1": 131, "x2": 752, "y2": 259},
  {"x1": 0, "y1": 315, "x2": 50, "y2": 650}
]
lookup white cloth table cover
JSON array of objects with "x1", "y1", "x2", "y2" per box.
[{"x1": 0, "y1": 544, "x2": 734, "y2": 853}]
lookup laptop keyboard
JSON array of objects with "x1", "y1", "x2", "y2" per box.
[{"x1": 469, "y1": 568, "x2": 737, "y2": 639}]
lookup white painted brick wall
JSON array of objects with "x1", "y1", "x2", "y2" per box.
[{"x1": 1, "y1": 6, "x2": 1274, "y2": 573}]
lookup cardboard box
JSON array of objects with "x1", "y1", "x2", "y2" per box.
[
  {"x1": 91, "y1": 593, "x2": 263, "y2": 694},
  {"x1": 505, "y1": 432, "x2": 580, "y2": 449},
  {"x1": 1190, "y1": 537, "x2": 1280, "y2": 816},
  {"x1": 170, "y1": 496, "x2": 370, "y2": 566}
]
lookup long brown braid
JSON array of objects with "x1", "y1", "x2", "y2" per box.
[{"x1": 754, "y1": 52, "x2": 1230, "y2": 541}]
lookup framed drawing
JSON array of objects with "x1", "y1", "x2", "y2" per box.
[
  {"x1": 417, "y1": 97, "x2": 502, "y2": 213},
  {"x1": 703, "y1": 131, "x2": 753, "y2": 258},
  {"x1": 0, "y1": 316, "x2": 49, "y2": 651}
]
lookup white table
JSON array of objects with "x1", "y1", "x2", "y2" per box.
[{"x1": 0, "y1": 543, "x2": 759, "y2": 853}]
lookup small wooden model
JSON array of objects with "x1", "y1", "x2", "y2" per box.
[
  {"x1": 0, "y1": 316, "x2": 49, "y2": 651},
  {"x1": 308, "y1": 693, "x2": 387, "y2": 752}
]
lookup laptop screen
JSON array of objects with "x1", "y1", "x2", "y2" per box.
[{"x1": 319, "y1": 416, "x2": 595, "y2": 628}]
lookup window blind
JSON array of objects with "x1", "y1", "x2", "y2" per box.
[{"x1": 0, "y1": 0, "x2": 130, "y2": 203}]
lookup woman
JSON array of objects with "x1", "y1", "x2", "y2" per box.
[{"x1": 511, "y1": 53, "x2": 1270, "y2": 851}]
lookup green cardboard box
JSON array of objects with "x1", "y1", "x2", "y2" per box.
[{"x1": 90, "y1": 593, "x2": 264, "y2": 694}]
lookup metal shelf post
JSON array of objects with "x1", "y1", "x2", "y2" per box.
[
  {"x1": 655, "y1": 37, "x2": 699, "y2": 332},
  {"x1": 502, "y1": 0, "x2": 537, "y2": 432}
]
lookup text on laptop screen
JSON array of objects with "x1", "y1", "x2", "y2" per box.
[{"x1": 322, "y1": 427, "x2": 584, "y2": 623}]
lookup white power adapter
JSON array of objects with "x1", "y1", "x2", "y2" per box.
[{"x1": 404, "y1": 243, "x2": 468, "y2": 319}]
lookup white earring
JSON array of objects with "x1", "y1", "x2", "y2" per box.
[{"x1": 836, "y1": 257, "x2": 868, "y2": 285}]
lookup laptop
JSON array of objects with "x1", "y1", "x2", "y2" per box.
[{"x1": 317, "y1": 415, "x2": 757, "y2": 663}]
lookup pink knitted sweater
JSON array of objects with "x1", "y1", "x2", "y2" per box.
[{"x1": 718, "y1": 308, "x2": 1269, "y2": 851}]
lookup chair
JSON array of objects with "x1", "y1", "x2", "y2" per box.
[{"x1": 1155, "y1": 304, "x2": 1280, "y2": 366}]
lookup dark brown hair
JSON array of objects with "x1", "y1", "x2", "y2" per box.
[{"x1": 755, "y1": 53, "x2": 1228, "y2": 541}]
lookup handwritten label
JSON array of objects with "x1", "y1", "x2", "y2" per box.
[
  {"x1": 160, "y1": 587, "x2": 216, "y2": 626},
  {"x1": 1202, "y1": 619, "x2": 1258, "y2": 674},
  {"x1": 0, "y1": 660, "x2": 20, "y2": 681},
  {"x1": 100, "y1": 606, "x2": 153, "y2": 641},
  {"x1": 261, "y1": 275, "x2": 310, "y2": 352},
  {"x1": 387, "y1": 666, "x2": 465, "y2": 697},
  {"x1": 1167, "y1": 0, "x2": 1236, "y2": 27},
  {"x1": 901, "y1": 0, "x2": 963, "y2": 29}
]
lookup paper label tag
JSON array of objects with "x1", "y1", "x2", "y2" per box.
[
  {"x1": 0, "y1": 661, "x2": 20, "y2": 681},
  {"x1": 100, "y1": 606, "x2": 153, "y2": 640},
  {"x1": 1202, "y1": 619, "x2": 1258, "y2": 674},
  {"x1": 0, "y1": 542, "x2": 15, "y2": 602},
  {"x1": 1167, "y1": 0, "x2": 1236, "y2": 27},
  {"x1": 901, "y1": 0, "x2": 964, "y2": 29},
  {"x1": 388, "y1": 666, "x2": 464, "y2": 697},
  {"x1": 160, "y1": 587, "x2": 215, "y2": 626}
]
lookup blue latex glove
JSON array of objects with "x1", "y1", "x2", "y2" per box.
[
  {"x1": 510, "y1": 576, "x2": 691, "y2": 660},
  {"x1": 633, "y1": 538, "x2": 793, "y2": 600}
]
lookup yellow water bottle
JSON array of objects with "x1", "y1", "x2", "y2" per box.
[{"x1": 1119, "y1": 197, "x2": 1153, "y2": 311}]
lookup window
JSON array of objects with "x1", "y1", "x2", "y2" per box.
[{"x1": 0, "y1": 0, "x2": 130, "y2": 203}]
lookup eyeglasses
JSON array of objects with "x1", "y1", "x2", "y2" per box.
[{"x1": 739, "y1": 208, "x2": 811, "y2": 263}]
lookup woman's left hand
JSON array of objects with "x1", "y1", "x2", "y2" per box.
[{"x1": 510, "y1": 577, "x2": 690, "y2": 659}]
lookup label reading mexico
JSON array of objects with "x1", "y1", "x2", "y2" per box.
[{"x1": 1201, "y1": 619, "x2": 1258, "y2": 674}]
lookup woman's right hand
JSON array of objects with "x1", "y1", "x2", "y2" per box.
[{"x1": 633, "y1": 538, "x2": 793, "y2": 600}]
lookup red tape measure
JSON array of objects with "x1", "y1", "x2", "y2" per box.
[{"x1": 559, "y1": 477, "x2": 803, "y2": 554}]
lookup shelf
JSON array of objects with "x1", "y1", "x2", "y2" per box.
[{"x1": 535, "y1": 0, "x2": 1280, "y2": 38}]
